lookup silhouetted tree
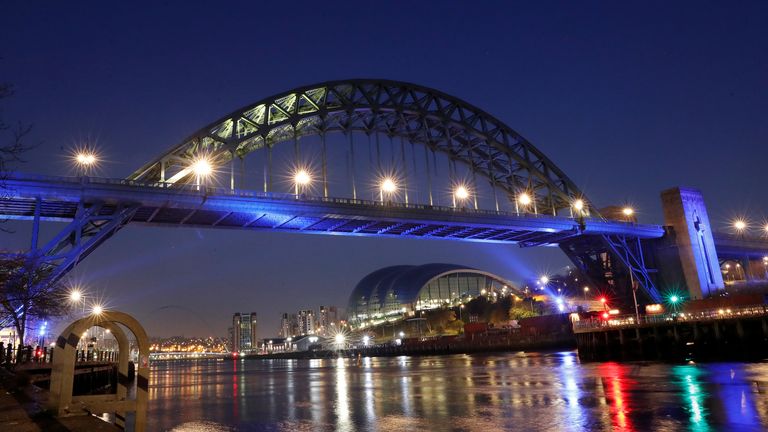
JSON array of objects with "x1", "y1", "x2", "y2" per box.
[{"x1": 0, "y1": 255, "x2": 69, "y2": 360}]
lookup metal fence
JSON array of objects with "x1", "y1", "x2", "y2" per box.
[{"x1": 573, "y1": 304, "x2": 768, "y2": 332}]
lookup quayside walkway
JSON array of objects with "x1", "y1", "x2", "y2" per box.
[{"x1": 573, "y1": 304, "x2": 768, "y2": 361}]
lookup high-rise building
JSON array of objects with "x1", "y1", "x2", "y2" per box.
[
  {"x1": 318, "y1": 305, "x2": 339, "y2": 335},
  {"x1": 279, "y1": 313, "x2": 293, "y2": 338},
  {"x1": 297, "y1": 309, "x2": 315, "y2": 335},
  {"x1": 231, "y1": 312, "x2": 258, "y2": 352}
]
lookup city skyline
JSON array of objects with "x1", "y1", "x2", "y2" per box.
[{"x1": 2, "y1": 2, "x2": 767, "y2": 337}]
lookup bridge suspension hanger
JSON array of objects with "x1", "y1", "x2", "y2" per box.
[
  {"x1": 348, "y1": 130, "x2": 357, "y2": 200},
  {"x1": 400, "y1": 136, "x2": 409, "y2": 205}
]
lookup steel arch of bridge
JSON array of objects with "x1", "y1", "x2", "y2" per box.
[{"x1": 130, "y1": 79, "x2": 591, "y2": 216}]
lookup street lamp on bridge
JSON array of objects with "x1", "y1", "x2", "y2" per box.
[
  {"x1": 293, "y1": 169, "x2": 312, "y2": 195},
  {"x1": 191, "y1": 156, "x2": 214, "y2": 189},
  {"x1": 379, "y1": 177, "x2": 397, "y2": 202},
  {"x1": 453, "y1": 185, "x2": 470, "y2": 208},
  {"x1": 72, "y1": 149, "x2": 99, "y2": 176}
]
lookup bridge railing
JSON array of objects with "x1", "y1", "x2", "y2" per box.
[
  {"x1": 11, "y1": 173, "x2": 621, "y2": 224},
  {"x1": 573, "y1": 304, "x2": 768, "y2": 332}
]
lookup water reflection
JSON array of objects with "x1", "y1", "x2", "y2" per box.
[{"x1": 146, "y1": 354, "x2": 768, "y2": 431}]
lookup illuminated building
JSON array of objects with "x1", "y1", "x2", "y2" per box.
[
  {"x1": 347, "y1": 263, "x2": 519, "y2": 329},
  {"x1": 297, "y1": 310, "x2": 315, "y2": 335},
  {"x1": 231, "y1": 312, "x2": 258, "y2": 353}
]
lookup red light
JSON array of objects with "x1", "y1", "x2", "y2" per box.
[
  {"x1": 602, "y1": 312, "x2": 610, "y2": 319},
  {"x1": 599, "y1": 297, "x2": 607, "y2": 304},
  {"x1": 232, "y1": 352, "x2": 239, "y2": 357}
]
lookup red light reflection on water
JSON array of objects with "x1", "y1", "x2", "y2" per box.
[
  {"x1": 232, "y1": 359, "x2": 239, "y2": 421},
  {"x1": 598, "y1": 362, "x2": 635, "y2": 432}
]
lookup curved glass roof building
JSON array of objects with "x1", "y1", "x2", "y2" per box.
[{"x1": 347, "y1": 263, "x2": 519, "y2": 328}]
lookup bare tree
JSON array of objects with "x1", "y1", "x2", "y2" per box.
[
  {"x1": 0, "y1": 82, "x2": 33, "y2": 181},
  {"x1": 0, "y1": 255, "x2": 69, "y2": 359}
]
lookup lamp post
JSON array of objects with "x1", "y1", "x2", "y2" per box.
[
  {"x1": 191, "y1": 157, "x2": 213, "y2": 190},
  {"x1": 453, "y1": 185, "x2": 469, "y2": 208},
  {"x1": 73, "y1": 150, "x2": 99, "y2": 176},
  {"x1": 583, "y1": 286, "x2": 589, "y2": 300},
  {"x1": 380, "y1": 178, "x2": 397, "y2": 203},
  {"x1": 294, "y1": 169, "x2": 311, "y2": 196}
]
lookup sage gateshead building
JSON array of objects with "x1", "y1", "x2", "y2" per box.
[{"x1": 347, "y1": 263, "x2": 520, "y2": 329}]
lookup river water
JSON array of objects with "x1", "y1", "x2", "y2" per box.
[{"x1": 145, "y1": 351, "x2": 768, "y2": 431}]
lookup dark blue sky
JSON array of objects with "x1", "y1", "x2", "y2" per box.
[{"x1": 2, "y1": 2, "x2": 767, "y2": 337}]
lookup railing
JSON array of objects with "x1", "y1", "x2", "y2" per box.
[
  {"x1": 0, "y1": 342, "x2": 119, "y2": 368},
  {"x1": 573, "y1": 304, "x2": 768, "y2": 332},
  {"x1": 9, "y1": 172, "x2": 618, "y2": 224}
]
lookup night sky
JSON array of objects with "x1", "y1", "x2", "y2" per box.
[{"x1": 2, "y1": 2, "x2": 767, "y2": 338}]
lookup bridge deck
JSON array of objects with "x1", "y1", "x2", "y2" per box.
[{"x1": 1, "y1": 174, "x2": 665, "y2": 245}]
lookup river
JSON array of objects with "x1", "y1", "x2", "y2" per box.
[{"x1": 144, "y1": 351, "x2": 768, "y2": 431}]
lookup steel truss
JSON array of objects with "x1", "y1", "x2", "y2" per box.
[
  {"x1": 129, "y1": 79, "x2": 591, "y2": 215},
  {"x1": 27, "y1": 200, "x2": 138, "y2": 288},
  {"x1": 560, "y1": 235, "x2": 662, "y2": 303}
]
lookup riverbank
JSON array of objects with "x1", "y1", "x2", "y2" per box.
[
  {"x1": 247, "y1": 334, "x2": 576, "y2": 360},
  {"x1": 0, "y1": 369, "x2": 118, "y2": 431}
]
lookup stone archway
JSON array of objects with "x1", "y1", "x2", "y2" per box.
[{"x1": 48, "y1": 311, "x2": 150, "y2": 431}]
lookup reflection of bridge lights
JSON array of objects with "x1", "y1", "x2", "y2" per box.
[
  {"x1": 454, "y1": 185, "x2": 470, "y2": 200},
  {"x1": 518, "y1": 193, "x2": 532, "y2": 206},
  {"x1": 190, "y1": 157, "x2": 213, "y2": 178},
  {"x1": 622, "y1": 207, "x2": 634, "y2": 216}
]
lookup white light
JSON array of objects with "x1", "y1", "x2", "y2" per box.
[
  {"x1": 540, "y1": 276, "x2": 549, "y2": 284},
  {"x1": 294, "y1": 170, "x2": 311, "y2": 185},
  {"x1": 191, "y1": 157, "x2": 213, "y2": 177},
  {"x1": 518, "y1": 193, "x2": 532, "y2": 206},
  {"x1": 454, "y1": 186, "x2": 470, "y2": 200},
  {"x1": 381, "y1": 178, "x2": 397, "y2": 193},
  {"x1": 733, "y1": 219, "x2": 747, "y2": 231},
  {"x1": 362, "y1": 335, "x2": 370, "y2": 346},
  {"x1": 764, "y1": 224, "x2": 768, "y2": 233},
  {"x1": 399, "y1": 331, "x2": 405, "y2": 338},
  {"x1": 622, "y1": 207, "x2": 634, "y2": 216},
  {"x1": 75, "y1": 152, "x2": 97, "y2": 166},
  {"x1": 69, "y1": 289, "x2": 82, "y2": 302},
  {"x1": 334, "y1": 333, "x2": 345, "y2": 344},
  {"x1": 573, "y1": 199, "x2": 584, "y2": 211},
  {"x1": 92, "y1": 304, "x2": 104, "y2": 315}
]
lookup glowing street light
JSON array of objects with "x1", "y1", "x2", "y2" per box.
[
  {"x1": 453, "y1": 185, "x2": 470, "y2": 207},
  {"x1": 334, "y1": 333, "x2": 345, "y2": 345},
  {"x1": 622, "y1": 207, "x2": 634, "y2": 216},
  {"x1": 540, "y1": 276, "x2": 549, "y2": 285},
  {"x1": 293, "y1": 169, "x2": 311, "y2": 195},
  {"x1": 518, "y1": 192, "x2": 532, "y2": 206},
  {"x1": 190, "y1": 156, "x2": 214, "y2": 189},
  {"x1": 69, "y1": 289, "x2": 82, "y2": 303},
  {"x1": 362, "y1": 335, "x2": 370, "y2": 347},
  {"x1": 573, "y1": 199, "x2": 585, "y2": 215},
  {"x1": 72, "y1": 150, "x2": 99, "y2": 175},
  {"x1": 733, "y1": 219, "x2": 747, "y2": 233},
  {"x1": 381, "y1": 178, "x2": 397, "y2": 193},
  {"x1": 91, "y1": 304, "x2": 104, "y2": 316}
]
